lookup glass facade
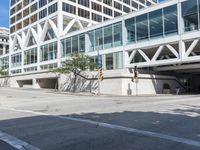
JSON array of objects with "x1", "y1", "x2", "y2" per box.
[
  {"x1": 61, "y1": 34, "x2": 85, "y2": 58},
  {"x1": 87, "y1": 22, "x2": 122, "y2": 52},
  {"x1": 125, "y1": 4, "x2": 178, "y2": 44},
  {"x1": 24, "y1": 48, "x2": 37, "y2": 65},
  {"x1": 0, "y1": 57, "x2": 9, "y2": 70},
  {"x1": 40, "y1": 42, "x2": 57, "y2": 62},
  {"x1": 181, "y1": 0, "x2": 200, "y2": 32},
  {"x1": 11, "y1": 53, "x2": 22, "y2": 68}
]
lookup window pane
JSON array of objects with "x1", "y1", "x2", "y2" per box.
[
  {"x1": 79, "y1": 34, "x2": 85, "y2": 53},
  {"x1": 164, "y1": 5, "x2": 178, "y2": 34},
  {"x1": 125, "y1": 17, "x2": 135, "y2": 44},
  {"x1": 149, "y1": 9, "x2": 163, "y2": 38},
  {"x1": 104, "y1": 25, "x2": 113, "y2": 49},
  {"x1": 72, "y1": 36, "x2": 78, "y2": 53},
  {"x1": 181, "y1": 0, "x2": 198, "y2": 32},
  {"x1": 88, "y1": 31, "x2": 94, "y2": 51},
  {"x1": 136, "y1": 14, "x2": 149, "y2": 41},
  {"x1": 113, "y1": 22, "x2": 122, "y2": 47},
  {"x1": 106, "y1": 53, "x2": 113, "y2": 70},
  {"x1": 95, "y1": 28, "x2": 103, "y2": 50}
]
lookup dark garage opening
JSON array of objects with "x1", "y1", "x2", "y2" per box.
[
  {"x1": 37, "y1": 78, "x2": 58, "y2": 89},
  {"x1": 17, "y1": 80, "x2": 33, "y2": 88}
]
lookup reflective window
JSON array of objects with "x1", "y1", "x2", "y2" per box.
[
  {"x1": 0, "y1": 57, "x2": 9, "y2": 70},
  {"x1": 125, "y1": 17, "x2": 136, "y2": 44},
  {"x1": 182, "y1": 0, "x2": 198, "y2": 32},
  {"x1": 104, "y1": 25, "x2": 113, "y2": 49},
  {"x1": 72, "y1": 36, "x2": 78, "y2": 53},
  {"x1": 88, "y1": 31, "x2": 94, "y2": 51},
  {"x1": 24, "y1": 48, "x2": 37, "y2": 65},
  {"x1": 79, "y1": 34, "x2": 85, "y2": 53},
  {"x1": 40, "y1": 42, "x2": 57, "y2": 62},
  {"x1": 136, "y1": 14, "x2": 149, "y2": 41},
  {"x1": 95, "y1": 28, "x2": 103, "y2": 50},
  {"x1": 164, "y1": 5, "x2": 178, "y2": 35},
  {"x1": 149, "y1": 9, "x2": 163, "y2": 38},
  {"x1": 61, "y1": 38, "x2": 71, "y2": 58},
  {"x1": 113, "y1": 22, "x2": 122, "y2": 47},
  {"x1": 11, "y1": 53, "x2": 22, "y2": 68}
]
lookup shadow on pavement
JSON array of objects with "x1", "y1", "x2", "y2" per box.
[{"x1": 0, "y1": 106, "x2": 200, "y2": 150}]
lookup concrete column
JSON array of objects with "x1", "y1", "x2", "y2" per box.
[
  {"x1": 3, "y1": 45, "x2": 6, "y2": 55},
  {"x1": 32, "y1": 78, "x2": 40, "y2": 89}
]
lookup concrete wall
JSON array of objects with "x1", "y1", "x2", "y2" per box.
[
  {"x1": 0, "y1": 76, "x2": 10, "y2": 87},
  {"x1": 0, "y1": 70, "x2": 185, "y2": 95}
]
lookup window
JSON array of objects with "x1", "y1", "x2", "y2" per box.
[
  {"x1": 48, "y1": 3, "x2": 58, "y2": 14},
  {"x1": 136, "y1": 14, "x2": 149, "y2": 41},
  {"x1": 78, "y1": 0, "x2": 89, "y2": 7},
  {"x1": 113, "y1": 22, "x2": 122, "y2": 47},
  {"x1": 149, "y1": 9, "x2": 163, "y2": 38},
  {"x1": 39, "y1": 8, "x2": 47, "y2": 19},
  {"x1": 164, "y1": 5, "x2": 178, "y2": 34},
  {"x1": 39, "y1": 0, "x2": 47, "y2": 8},
  {"x1": 24, "y1": 48, "x2": 37, "y2": 65},
  {"x1": 182, "y1": 0, "x2": 198, "y2": 32},
  {"x1": 61, "y1": 38, "x2": 71, "y2": 57},
  {"x1": 72, "y1": 36, "x2": 78, "y2": 53},
  {"x1": 79, "y1": 34, "x2": 85, "y2": 53},
  {"x1": 11, "y1": 53, "x2": 22, "y2": 68},
  {"x1": 125, "y1": 17, "x2": 135, "y2": 44},
  {"x1": 104, "y1": 25, "x2": 113, "y2": 49},
  {"x1": 88, "y1": 31, "x2": 95, "y2": 52},
  {"x1": 40, "y1": 42, "x2": 57, "y2": 62},
  {"x1": 95, "y1": 28, "x2": 103, "y2": 50},
  {"x1": 0, "y1": 57, "x2": 9, "y2": 70},
  {"x1": 62, "y1": 3, "x2": 76, "y2": 14},
  {"x1": 78, "y1": 8, "x2": 90, "y2": 19}
]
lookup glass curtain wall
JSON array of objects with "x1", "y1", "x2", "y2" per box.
[
  {"x1": 0, "y1": 57, "x2": 9, "y2": 69},
  {"x1": 104, "y1": 25, "x2": 113, "y2": 49},
  {"x1": 181, "y1": 0, "x2": 199, "y2": 32},
  {"x1": 40, "y1": 42, "x2": 57, "y2": 62},
  {"x1": 24, "y1": 48, "x2": 37, "y2": 65},
  {"x1": 136, "y1": 14, "x2": 149, "y2": 41},
  {"x1": 61, "y1": 34, "x2": 85, "y2": 58},
  {"x1": 163, "y1": 5, "x2": 178, "y2": 34},
  {"x1": 11, "y1": 53, "x2": 22, "y2": 68},
  {"x1": 149, "y1": 9, "x2": 163, "y2": 38},
  {"x1": 125, "y1": 17, "x2": 136, "y2": 44},
  {"x1": 125, "y1": 4, "x2": 178, "y2": 44},
  {"x1": 87, "y1": 22, "x2": 122, "y2": 52}
]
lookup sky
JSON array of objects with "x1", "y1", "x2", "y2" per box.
[{"x1": 0, "y1": 0, "x2": 9, "y2": 28}]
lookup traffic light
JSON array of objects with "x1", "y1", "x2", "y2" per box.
[{"x1": 99, "y1": 68, "x2": 104, "y2": 81}]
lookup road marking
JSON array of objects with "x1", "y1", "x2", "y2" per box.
[
  {"x1": 1, "y1": 107, "x2": 200, "y2": 147},
  {"x1": 0, "y1": 131, "x2": 40, "y2": 150}
]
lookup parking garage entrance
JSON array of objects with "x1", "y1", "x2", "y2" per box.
[
  {"x1": 154, "y1": 64, "x2": 200, "y2": 94},
  {"x1": 17, "y1": 79, "x2": 33, "y2": 88},
  {"x1": 36, "y1": 77, "x2": 58, "y2": 89}
]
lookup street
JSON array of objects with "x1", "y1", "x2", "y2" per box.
[{"x1": 0, "y1": 87, "x2": 200, "y2": 150}]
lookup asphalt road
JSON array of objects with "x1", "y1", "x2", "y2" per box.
[{"x1": 0, "y1": 87, "x2": 200, "y2": 150}]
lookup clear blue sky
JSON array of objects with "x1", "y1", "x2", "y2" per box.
[{"x1": 0, "y1": 0, "x2": 9, "y2": 28}]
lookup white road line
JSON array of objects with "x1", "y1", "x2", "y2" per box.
[
  {"x1": 0, "y1": 131, "x2": 40, "y2": 150},
  {"x1": 1, "y1": 107, "x2": 200, "y2": 147}
]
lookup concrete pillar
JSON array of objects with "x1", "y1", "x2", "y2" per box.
[
  {"x1": 33, "y1": 78, "x2": 40, "y2": 89},
  {"x1": 3, "y1": 45, "x2": 6, "y2": 55}
]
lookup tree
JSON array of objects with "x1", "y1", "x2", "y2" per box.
[
  {"x1": 51, "y1": 53, "x2": 97, "y2": 92},
  {"x1": 0, "y1": 67, "x2": 8, "y2": 76}
]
